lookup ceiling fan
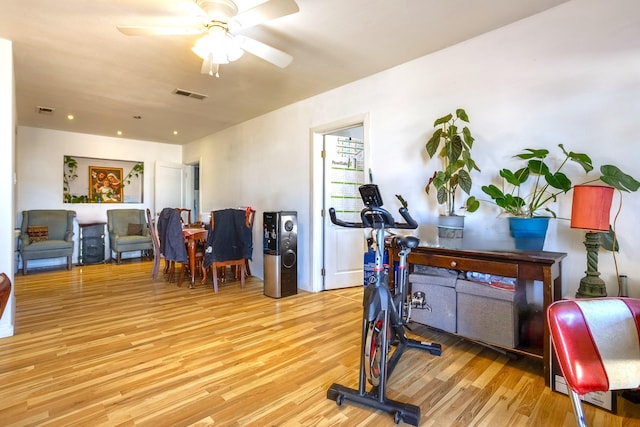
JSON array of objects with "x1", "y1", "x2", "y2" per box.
[{"x1": 117, "y1": 0, "x2": 299, "y2": 77}]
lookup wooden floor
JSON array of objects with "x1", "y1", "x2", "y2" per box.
[{"x1": 2, "y1": 261, "x2": 640, "y2": 427}]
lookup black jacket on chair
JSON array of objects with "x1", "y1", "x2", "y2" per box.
[
  {"x1": 157, "y1": 208, "x2": 187, "y2": 264},
  {"x1": 204, "y1": 209, "x2": 253, "y2": 268}
]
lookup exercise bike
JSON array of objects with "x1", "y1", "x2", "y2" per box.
[{"x1": 326, "y1": 184, "x2": 442, "y2": 426}]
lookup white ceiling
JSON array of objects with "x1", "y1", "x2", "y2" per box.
[{"x1": 1, "y1": 0, "x2": 570, "y2": 145}]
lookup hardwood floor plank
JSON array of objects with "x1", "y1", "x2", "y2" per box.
[{"x1": 1, "y1": 261, "x2": 640, "y2": 426}]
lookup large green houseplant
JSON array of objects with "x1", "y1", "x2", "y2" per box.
[
  {"x1": 425, "y1": 108, "x2": 480, "y2": 237},
  {"x1": 481, "y1": 144, "x2": 639, "y2": 249},
  {"x1": 481, "y1": 144, "x2": 638, "y2": 218}
]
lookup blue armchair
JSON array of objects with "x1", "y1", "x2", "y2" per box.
[
  {"x1": 19, "y1": 210, "x2": 75, "y2": 275},
  {"x1": 107, "y1": 209, "x2": 153, "y2": 263}
]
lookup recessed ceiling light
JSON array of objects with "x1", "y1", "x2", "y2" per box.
[
  {"x1": 67, "y1": 114, "x2": 74, "y2": 120},
  {"x1": 117, "y1": 131, "x2": 122, "y2": 136},
  {"x1": 173, "y1": 130, "x2": 178, "y2": 135}
]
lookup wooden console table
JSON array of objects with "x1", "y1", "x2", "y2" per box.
[{"x1": 388, "y1": 245, "x2": 566, "y2": 387}]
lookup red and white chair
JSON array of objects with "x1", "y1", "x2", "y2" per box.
[{"x1": 547, "y1": 298, "x2": 640, "y2": 426}]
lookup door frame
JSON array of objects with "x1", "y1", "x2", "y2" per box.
[
  {"x1": 309, "y1": 113, "x2": 370, "y2": 293},
  {"x1": 153, "y1": 161, "x2": 195, "y2": 219}
]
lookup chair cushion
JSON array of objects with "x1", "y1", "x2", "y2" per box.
[
  {"x1": 110, "y1": 235, "x2": 153, "y2": 252},
  {"x1": 27, "y1": 225, "x2": 48, "y2": 242},
  {"x1": 20, "y1": 239, "x2": 74, "y2": 262},
  {"x1": 127, "y1": 223, "x2": 142, "y2": 236}
]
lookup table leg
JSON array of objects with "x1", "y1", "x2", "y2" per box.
[{"x1": 187, "y1": 237, "x2": 196, "y2": 288}]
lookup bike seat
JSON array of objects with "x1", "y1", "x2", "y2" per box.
[{"x1": 392, "y1": 235, "x2": 420, "y2": 249}]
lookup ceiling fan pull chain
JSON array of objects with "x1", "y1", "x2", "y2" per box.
[{"x1": 207, "y1": 53, "x2": 214, "y2": 76}]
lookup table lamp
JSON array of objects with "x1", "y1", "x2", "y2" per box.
[{"x1": 571, "y1": 185, "x2": 614, "y2": 297}]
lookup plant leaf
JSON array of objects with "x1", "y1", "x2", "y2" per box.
[
  {"x1": 432, "y1": 171, "x2": 447, "y2": 189},
  {"x1": 433, "y1": 113, "x2": 452, "y2": 127},
  {"x1": 447, "y1": 135, "x2": 463, "y2": 162},
  {"x1": 456, "y1": 108, "x2": 469, "y2": 122},
  {"x1": 436, "y1": 186, "x2": 447, "y2": 204},
  {"x1": 599, "y1": 226, "x2": 619, "y2": 252},
  {"x1": 500, "y1": 168, "x2": 529, "y2": 186},
  {"x1": 463, "y1": 150, "x2": 480, "y2": 172},
  {"x1": 515, "y1": 148, "x2": 548, "y2": 160},
  {"x1": 458, "y1": 169, "x2": 472, "y2": 194},
  {"x1": 462, "y1": 126, "x2": 474, "y2": 148},
  {"x1": 567, "y1": 152, "x2": 594, "y2": 173},
  {"x1": 545, "y1": 171, "x2": 571, "y2": 192},
  {"x1": 465, "y1": 196, "x2": 479, "y2": 212},
  {"x1": 482, "y1": 184, "x2": 503, "y2": 198},
  {"x1": 600, "y1": 164, "x2": 640, "y2": 192},
  {"x1": 426, "y1": 129, "x2": 442, "y2": 158},
  {"x1": 527, "y1": 159, "x2": 550, "y2": 175}
]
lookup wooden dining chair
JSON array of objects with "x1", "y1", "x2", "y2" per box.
[
  {"x1": 205, "y1": 208, "x2": 255, "y2": 293},
  {"x1": 175, "y1": 208, "x2": 192, "y2": 227},
  {"x1": 145, "y1": 208, "x2": 164, "y2": 280}
]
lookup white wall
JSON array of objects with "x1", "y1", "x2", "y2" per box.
[
  {"x1": 16, "y1": 127, "x2": 182, "y2": 266},
  {"x1": 0, "y1": 38, "x2": 16, "y2": 337},
  {"x1": 183, "y1": 0, "x2": 640, "y2": 297}
]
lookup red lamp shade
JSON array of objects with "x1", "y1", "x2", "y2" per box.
[{"x1": 570, "y1": 185, "x2": 614, "y2": 231}]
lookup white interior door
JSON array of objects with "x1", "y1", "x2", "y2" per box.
[
  {"x1": 323, "y1": 134, "x2": 366, "y2": 289},
  {"x1": 154, "y1": 161, "x2": 187, "y2": 217}
]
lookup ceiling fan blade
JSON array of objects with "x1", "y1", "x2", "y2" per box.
[
  {"x1": 231, "y1": 0, "x2": 299, "y2": 30},
  {"x1": 117, "y1": 25, "x2": 204, "y2": 36},
  {"x1": 235, "y1": 35, "x2": 293, "y2": 68}
]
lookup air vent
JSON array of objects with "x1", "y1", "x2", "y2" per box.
[
  {"x1": 174, "y1": 88, "x2": 208, "y2": 100},
  {"x1": 37, "y1": 106, "x2": 55, "y2": 114}
]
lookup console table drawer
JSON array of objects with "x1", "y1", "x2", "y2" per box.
[{"x1": 409, "y1": 253, "x2": 518, "y2": 278}]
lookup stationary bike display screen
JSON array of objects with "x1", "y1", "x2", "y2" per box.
[{"x1": 359, "y1": 184, "x2": 383, "y2": 207}]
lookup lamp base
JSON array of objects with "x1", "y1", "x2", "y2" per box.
[
  {"x1": 575, "y1": 231, "x2": 607, "y2": 298},
  {"x1": 575, "y1": 274, "x2": 607, "y2": 298}
]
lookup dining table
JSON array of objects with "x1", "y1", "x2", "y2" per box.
[{"x1": 181, "y1": 226, "x2": 208, "y2": 288}]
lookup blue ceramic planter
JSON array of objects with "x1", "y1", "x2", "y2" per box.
[{"x1": 509, "y1": 217, "x2": 550, "y2": 250}]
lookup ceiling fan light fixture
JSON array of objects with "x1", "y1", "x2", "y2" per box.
[
  {"x1": 192, "y1": 25, "x2": 244, "y2": 65},
  {"x1": 225, "y1": 35, "x2": 244, "y2": 61},
  {"x1": 118, "y1": 0, "x2": 298, "y2": 75}
]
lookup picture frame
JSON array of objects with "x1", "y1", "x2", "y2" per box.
[
  {"x1": 89, "y1": 166, "x2": 124, "y2": 203},
  {"x1": 64, "y1": 155, "x2": 144, "y2": 203}
]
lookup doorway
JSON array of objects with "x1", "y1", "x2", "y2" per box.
[
  {"x1": 191, "y1": 162, "x2": 200, "y2": 222},
  {"x1": 153, "y1": 161, "x2": 196, "y2": 219},
  {"x1": 310, "y1": 114, "x2": 369, "y2": 292}
]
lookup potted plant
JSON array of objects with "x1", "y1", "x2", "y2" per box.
[
  {"x1": 481, "y1": 144, "x2": 639, "y2": 249},
  {"x1": 425, "y1": 108, "x2": 480, "y2": 238}
]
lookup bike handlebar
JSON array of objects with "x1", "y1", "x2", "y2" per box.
[{"x1": 329, "y1": 206, "x2": 418, "y2": 230}]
